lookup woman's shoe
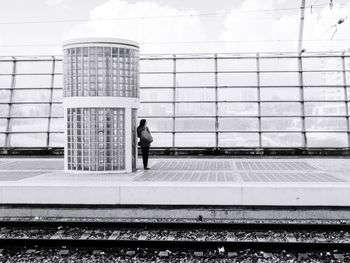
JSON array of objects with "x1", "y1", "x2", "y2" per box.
[{"x1": 144, "y1": 167, "x2": 150, "y2": 170}]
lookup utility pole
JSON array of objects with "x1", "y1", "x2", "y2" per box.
[{"x1": 298, "y1": 0, "x2": 306, "y2": 52}]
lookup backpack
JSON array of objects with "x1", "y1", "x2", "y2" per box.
[{"x1": 141, "y1": 129, "x2": 153, "y2": 143}]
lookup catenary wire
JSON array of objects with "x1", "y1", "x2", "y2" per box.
[
  {"x1": 0, "y1": 38, "x2": 350, "y2": 48},
  {"x1": 0, "y1": 3, "x2": 342, "y2": 25}
]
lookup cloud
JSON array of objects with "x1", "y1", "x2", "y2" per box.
[
  {"x1": 65, "y1": 0, "x2": 211, "y2": 53},
  {"x1": 221, "y1": 0, "x2": 350, "y2": 52},
  {"x1": 66, "y1": 0, "x2": 350, "y2": 53},
  {"x1": 45, "y1": 0, "x2": 67, "y2": 7},
  {"x1": 302, "y1": 2, "x2": 350, "y2": 51}
]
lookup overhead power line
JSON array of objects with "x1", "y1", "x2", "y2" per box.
[
  {"x1": 0, "y1": 38, "x2": 350, "y2": 48},
  {"x1": 140, "y1": 39, "x2": 350, "y2": 44},
  {"x1": 0, "y1": 3, "x2": 341, "y2": 25}
]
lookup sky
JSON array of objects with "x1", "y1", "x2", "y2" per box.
[{"x1": 0, "y1": 0, "x2": 349, "y2": 55}]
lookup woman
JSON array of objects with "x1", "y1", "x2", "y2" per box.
[{"x1": 137, "y1": 119, "x2": 153, "y2": 170}]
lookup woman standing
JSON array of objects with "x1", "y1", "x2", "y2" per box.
[{"x1": 137, "y1": 119, "x2": 153, "y2": 170}]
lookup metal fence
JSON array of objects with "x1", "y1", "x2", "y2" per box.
[{"x1": 0, "y1": 52, "x2": 349, "y2": 149}]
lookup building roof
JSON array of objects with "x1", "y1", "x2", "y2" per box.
[{"x1": 63, "y1": 37, "x2": 139, "y2": 49}]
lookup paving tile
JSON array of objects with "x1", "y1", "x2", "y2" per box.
[
  {"x1": 239, "y1": 172, "x2": 344, "y2": 182},
  {"x1": 150, "y1": 160, "x2": 233, "y2": 171},
  {"x1": 134, "y1": 171, "x2": 239, "y2": 182},
  {"x1": 133, "y1": 159, "x2": 346, "y2": 182},
  {"x1": 0, "y1": 158, "x2": 348, "y2": 184},
  {"x1": 236, "y1": 161, "x2": 319, "y2": 171},
  {"x1": 0, "y1": 172, "x2": 48, "y2": 181},
  {"x1": 0, "y1": 160, "x2": 63, "y2": 170}
]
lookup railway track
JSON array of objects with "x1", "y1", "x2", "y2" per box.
[{"x1": 1, "y1": 220, "x2": 350, "y2": 252}]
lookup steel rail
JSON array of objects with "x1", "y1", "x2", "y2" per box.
[
  {"x1": 0, "y1": 238, "x2": 350, "y2": 251},
  {"x1": 1, "y1": 220, "x2": 350, "y2": 231},
  {"x1": 1, "y1": 221, "x2": 350, "y2": 251}
]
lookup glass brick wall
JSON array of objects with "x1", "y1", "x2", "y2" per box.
[
  {"x1": 63, "y1": 42, "x2": 138, "y2": 172},
  {"x1": 64, "y1": 47, "x2": 139, "y2": 97},
  {"x1": 0, "y1": 52, "x2": 350, "y2": 149},
  {"x1": 67, "y1": 108, "x2": 125, "y2": 171}
]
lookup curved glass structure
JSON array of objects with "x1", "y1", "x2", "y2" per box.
[
  {"x1": 64, "y1": 44, "x2": 139, "y2": 97},
  {"x1": 63, "y1": 38, "x2": 139, "y2": 172}
]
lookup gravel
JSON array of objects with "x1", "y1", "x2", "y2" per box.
[
  {"x1": 0, "y1": 247, "x2": 349, "y2": 262},
  {"x1": 2, "y1": 217, "x2": 350, "y2": 225},
  {"x1": 3, "y1": 226, "x2": 350, "y2": 244},
  {"x1": 88, "y1": 229, "x2": 114, "y2": 240},
  {"x1": 61, "y1": 227, "x2": 87, "y2": 239},
  {"x1": 0, "y1": 227, "x2": 56, "y2": 239}
]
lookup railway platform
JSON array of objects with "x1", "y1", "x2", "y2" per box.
[{"x1": 1, "y1": 157, "x2": 350, "y2": 220}]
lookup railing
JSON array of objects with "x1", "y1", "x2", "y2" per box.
[{"x1": 0, "y1": 52, "x2": 349, "y2": 149}]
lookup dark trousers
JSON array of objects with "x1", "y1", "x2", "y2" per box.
[{"x1": 141, "y1": 147, "x2": 150, "y2": 168}]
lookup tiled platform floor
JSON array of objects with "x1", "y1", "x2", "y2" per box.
[
  {"x1": 0, "y1": 157, "x2": 350, "y2": 206},
  {"x1": 0, "y1": 158, "x2": 347, "y2": 182}
]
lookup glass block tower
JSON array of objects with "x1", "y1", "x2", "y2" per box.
[{"x1": 63, "y1": 38, "x2": 139, "y2": 173}]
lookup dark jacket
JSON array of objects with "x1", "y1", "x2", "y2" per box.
[{"x1": 137, "y1": 126, "x2": 152, "y2": 147}]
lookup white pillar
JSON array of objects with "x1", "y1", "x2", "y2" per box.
[
  {"x1": 125, "y1": 107, "x2": 132, "y2": 173},
  {"x1": 62, "y1": 38, "x2": 139, "y2": 173}
]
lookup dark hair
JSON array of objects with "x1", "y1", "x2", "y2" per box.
[{"x1": 139, "y1": 119, "x2": 146, "y2": 128}]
